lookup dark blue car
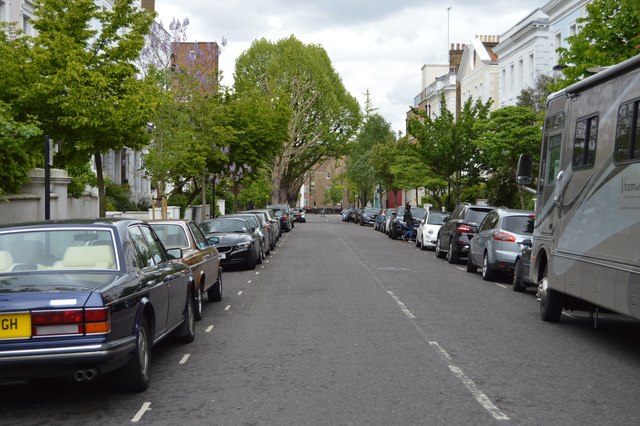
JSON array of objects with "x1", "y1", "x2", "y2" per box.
[{"x1": 0, "y1": 219, "x2": 196, "y2": 392}]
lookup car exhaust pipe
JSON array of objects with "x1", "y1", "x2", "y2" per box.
[{"x1": 74, "y1": 368, "x2": 98, "y2": 382}]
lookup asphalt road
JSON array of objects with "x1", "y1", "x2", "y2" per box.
[{"x1": 2, "y1": 213, "x2": 640, "y2": 425}]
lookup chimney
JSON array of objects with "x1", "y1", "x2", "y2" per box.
[{"x1": 141, "y1": 0, "x2": 155, "y2": 12}]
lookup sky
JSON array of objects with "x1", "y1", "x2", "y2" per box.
[{"x1": 155, "y1": 0, "x2": 543, "y2": 136}]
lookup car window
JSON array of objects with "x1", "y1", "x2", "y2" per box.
[
  {"x1": 141, "y1": 226, "x2": 166, "y2": 266},
  {"x1": 479, "y1": 211, "x2": 499, "y2": 231},
  {"x1": 150, "y1": 224, "x2": 189, "y2": 248},
  {"x1": 466, "y1": 208, "x2": 492, "y2": 224},
  {"x1": 189, "y1": 222, "x2": 209, "y2": 249},
  {"x1": 503, "y1": 215, "x2": 534, "y2": 234},
  {"x1": 427, "y1": 212, "x2": 448, "y2": 225},
  {"x1": 129, "y1": 225, "x2": 156, "y2": 268}
]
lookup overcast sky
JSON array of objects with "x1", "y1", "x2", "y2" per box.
[{"x1": 155, "y1": 0, "x2": 543, "y2": 136}]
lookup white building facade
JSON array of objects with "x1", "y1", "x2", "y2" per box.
[{"x1": 458, "y1": 35, "x2": 501, "y2": 110}]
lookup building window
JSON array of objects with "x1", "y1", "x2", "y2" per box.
[
  {"x1": 572, "y1": 115, "x2": 598, "y2": 168},
  {"x1": 0, "y1": 1, "x2": 6, "y2": 22},
  {"x1": 509, "y1": 64, "x2": 514, "y2": 95},
  {"x1": 518, "y1": 58, "x2": 524, "y2": 87},
  {"x1": 529, "y1": 53, "x2": 535, "y2": 82},
  {"x1": 554, "y1": 32, "x2": 562, "y2": 65},
  {"x1": 501, "y1": 68, "x2": 506, "y2": 100}
]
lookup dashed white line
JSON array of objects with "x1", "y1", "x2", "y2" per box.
[
  {"x1": 178, "y1": 354, "x2": 190, "y2": 364},
  {"x1": 224, "y1": 305, "x2": 231, "y2": 311},
  {"x1": 429, "y1": 341, "x2": 509, "y2": 421},
  {"x1": 386, "y1": 291, "x2": 416, "y2": 319},
  {"x1": 494, "y1": 283, "x2": 508, "y2": 289},
  {"x1": 131, "y1": 401, "x2": 151, "y2": 422},
  {"x1": 205, "y1": 325, "x2": 214, "y2": 333},
  {"x1": 456, "y1": 267, "x2": 466, "y2": 271},
  {"x1": 247, "y1": 280, "x2": 252, "y2": 284},
  {"x1": 255, "y1": 271, "x2": 260, "y2": 275},
  {"x1": 237, "y1": 291, "x2": 243, "y2": 296}
]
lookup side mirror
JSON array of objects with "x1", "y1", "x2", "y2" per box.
[
  {"x1": 208, "y1": 236, "x2": 220, "y2": 245},
  {"x1": 522, "y1": 238, "x2": 532, "y2": 247},
  {"x1": 516, "y1": 154, "x2": 533, "y2": 185},
  {"x1": 166, "y1": 248, "x2": 183, "y2": 260}
]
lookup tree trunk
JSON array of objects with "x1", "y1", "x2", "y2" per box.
[{"x1": 95, "y1": 152, "x2": 106, "y2": 217}]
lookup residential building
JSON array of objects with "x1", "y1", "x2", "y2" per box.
[
  {"x1": 542, "y1": 0, "x2": 592, "y2": 71},
  {"x1": 458, "y1": 35, "x2": 501, "y2": 111}
]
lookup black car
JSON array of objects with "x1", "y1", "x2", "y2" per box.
[
  {"x1": 0, "y1": 219, "x2": 196, "y2": 392},
  {"x1": 389, "y1": 206, "x2": 427, "y2": 240},
  {"x1": 435, "y1": 203, "x2": 495, "y2": 263},
  {"x1": 359, "y1": 207, "x2": 381, "y2": 226},
  {"x1": 268, "y1": 204, "x2": 294, "y2": 232},
  {"x1": 223, "y1": 213, "x2": 269, "y2": 259},
  {"x1": 200, "y1": 217, "x2": 261, "y2": 270}
]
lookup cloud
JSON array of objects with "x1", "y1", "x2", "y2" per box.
[{"x1": 156, "y1": 0, "x2": 542, "y2": 135}]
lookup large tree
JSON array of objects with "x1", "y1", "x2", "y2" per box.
[
  {"x1": 556, "y1": 0, "x2": 640, "y2": 87},
  {"x1": 3, "y1": 0, "x2": 158, "y2": 216},
  {"x1": 234, "y1": 36, "x2": 361, "y2": 205}
]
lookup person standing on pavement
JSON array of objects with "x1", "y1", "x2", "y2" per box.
[{"x1": 402, "y1": 203, "x2": 414, "y2": 241}]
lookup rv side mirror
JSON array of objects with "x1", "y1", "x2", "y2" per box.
[{"x1": 516, "y1": 154, "x2": 533, "y2": 185}]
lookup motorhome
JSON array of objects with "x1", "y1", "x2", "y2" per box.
[{"x1": 517, "y1": 54, "x2": 640, "y2": 324}]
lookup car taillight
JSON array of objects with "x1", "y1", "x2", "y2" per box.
[
  {"x1": 456, "y1": 224, "x2": 473, "y2": 233},
  {"x1": 492, "y1": 231, "x2": 516, "y2": 242},
  {"x1": 31, "y1": 307, "x2": 111, "y2": 337}
]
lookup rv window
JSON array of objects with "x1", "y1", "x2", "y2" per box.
[
  {"x1": 572, "y1": 115, "x2": 598, "y2": 168},
  {"x1": 546, "y1": 134, "x2": 562, "y2": 185},
  {"x1": 614, "y1": 100, "x2": 640, "y2": 163}
]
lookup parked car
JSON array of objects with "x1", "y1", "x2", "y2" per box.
[
  {"x1": 292, "y1": 207, "x2": 306, "y2": 223},
  {"x1": 346, "y1": 208, "x2": 358, "y2": 223},
  {"x1": 150, "y1": 220, "x2": 223, "y2": 320},
  {"x1": 389, "y1": 206, "x2": 427, "y2": 240},
  {"x1": 359, "y1": 207, "x2": 381, "y2": 226},
  {"x1": 200, "y1": 217, "x2": 261, "y2": 270},
  {"x1": 224, "y1": 213, "x2": 269, "y2": 259},
  {"x1": 466, "y1": 208, "x2": 535, "y2": 281},
  {"x1": 435, "y1": 204, "x2": 495, "y2": 263},
  {"x1": 416, "y1": 210, "x2": 450, "y2": 250},
  {"x1": 382, "y1": 208, "x2": 397, "y2": 234},
  {"x1": 373, "y1": 208, "x2": 390, "y2": 231},
  {"x1": 0, "y1": 219, "x2": 196, "y2": 392},
  {"x1": 512, "y1": 238, "x2": 534, "y2": 292},
  {"x1": 340, "y1": 209, "x2": 350, "y2": 221},
  {"x1": 268, "y1": 204, "x2": 294, "y2": 232},
  {"x1": 245, "y1": 209, "x2": 280, "y2": 245}
]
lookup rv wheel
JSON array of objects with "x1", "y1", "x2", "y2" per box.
[{"x1": 539, "y1": 264, "x2": 563, "y2": 322}]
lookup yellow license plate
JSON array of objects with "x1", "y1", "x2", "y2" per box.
[{"x1": 0, "y1": 313, "x2": 31, "y2": 339}]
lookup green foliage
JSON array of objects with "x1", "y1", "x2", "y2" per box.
[
  {"x1": 0, "y1": 101, "x2": 42, "y2": 196},
  {"x1": 517, "y1": 74, "x2": 554, "y2": 116},
  {"x1": 234, "y1": 36, "x2": 361, "y2": 204},
  {"x1": 66, "y1": 161, "x2": 98, "y2": 198},
  {"x1": 323, "y1": 183, "x2": 343, "y2": 206},
  {"x1": 557, "y1": 0, "x2": 640, "y2": 87},
  {"x1": 237, "y1": 168, "x2": 272, "y2": 209}
]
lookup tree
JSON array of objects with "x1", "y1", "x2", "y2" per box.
[
  {"x1": 234, "y1": 36, "x2": 361, "y2": 205},
  {"x1": 388, "y1": 137, "x2": 429, "y2": 205},
  {"x1": 517, "y1": 74, "x2": 554, "y2": 116},
  {"x1": 556, "y1": 0, "x2": 640, "y2": 87},
  {"x1": 473, "y1": 106, "x2": 541, "y2": 208},
  {"x1": 3, "y1": 0, "x2": 158, "y2": 216}
]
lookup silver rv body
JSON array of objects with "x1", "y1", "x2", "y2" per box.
[{"x1": 530, "y1": 54, "x2": 640, "y2": 322}]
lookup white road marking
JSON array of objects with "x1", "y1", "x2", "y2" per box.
[
  {"x1": 131, "y1": 402, "x2": 151, "y2": 422},
  {"x1": 237, "y1": 291, "x2": 243, "y2": 296},
  {"x1": 247, "y1": 280, "x2": 252, "y2": 284},
  {"x1": 562, "y1": 311, "x2": 576, "y2": 318},
  {"x1": 430, "y1": 341, "x2": 509, "y2": 421},
  {"x1": 456, "y1": 267, "x2": 465, "y2": 271},
  {"x1": 225, "y1": 305, "x2": 231, "y2": 311},
  {"x1": 494, "y1": 283, "x2": 508, "y2": 289},
  {"x1": 255, "y1": 271, "x2": 260, "y2": 275},
  {"x1": 205, "y1": 325, "x2": 214, "y2": 333},
  {"x1": 386, "y1": 291, "x2": 416, "y2": 319},
  {"x1": 179, "y1": 354, "x2": 190, "y2": 364}
]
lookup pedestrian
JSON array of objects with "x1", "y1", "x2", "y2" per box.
[{"x1": 402, "y1": 203, "x2": 414, "y2": 241}]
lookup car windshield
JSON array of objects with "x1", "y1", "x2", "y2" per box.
[
  {"x1": 466, "y1": 208, "x2": 492, "y2": 224},
  {"x1": 0, "y1": 228, "x2": 117, "y2": 273},
  {"x1": 364, "y1": 207, "x2": 380, "y2": 214},
  {"x1": 503, "y1": 215, "x2": 535, "y2": 234},
  {"x1": 233, "y1": 215, "x2": 258, "y2": 228},
  {"x1": 201, "y1": 219, "x2": 248, "y2": 233},
  {"x1": 411, "y1": 208, "x2": 427, "y2": 218},
  {"x1": 150, "y1": 224, "x2": 189, "y2": 248},
  {"x1": 427, "y1": 212, "x2": 448, "y2": 225}
]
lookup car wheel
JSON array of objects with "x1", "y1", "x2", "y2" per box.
[
  {"x1": 415, "y1": 235, "x2": 421, "y2": 248},
  {"x1": 446, "y1": 239, "x2": 459, "y2": 264},
  {"x1": 208, "y1": 269, "x2": 222, "y2": 302},
  {"x1": 466, "y1": 253, "x2": 476, "y2": 273},
  {"x1": 513, "y1": 258, "x2": 526, "y2": 292},
  {"x1": 435, "y1": 237, "x2": 446, "y2": 258},
  {"x1": 257, "y1": 246, "x2": 264, "y2": 264},
  {"x1": 540, "y1": 264, "x2": 563, "y2": 322},
  {"x1": 481, "y1": 252, "x2": 496, "y2": 281},
  {"x1": 247, "y1": 247, "x2": 258, "y2": 270},
  {"x1": 114, "y1": 318, "x2": 150, "y2": 393},
  {"x1": 173, "y1": 288, "x2": 196, "y2": 343},
  {"x1": 194, "y1": 284, "x2": 203, "y2": 321}
]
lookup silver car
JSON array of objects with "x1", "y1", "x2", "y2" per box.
[{"x1": 466, "y1": 208, "x2": 535, "y2": 281}]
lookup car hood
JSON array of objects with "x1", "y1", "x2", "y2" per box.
[{"x1": 206, "y1": 232, "x2": 251, "y2": 246}]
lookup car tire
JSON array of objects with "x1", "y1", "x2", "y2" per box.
[
  {"x1": 446, "y1": 239, "x2": 459, "y2": 264},
  {"x1": 435, "y1": 237, "x2": 446, "y2": 258},
  {"x1": 194, "y1": 284, "x2": 204, "y2": 321},
  {"x1": 415, "y1": 235, "x2": 421, "y2": 248},
  {"x1": 540, "y1": 264, "x2": 563, "y2": 322},
  {"x1": 513, "y1": 258, "x2": 526, "y2": 292},
  {"x1": 481, "y1": 252, "x2": 496, "y2": 281},
  {"x1": 208, "y1": 270, "x2": 222, "y2": 302},
  {"x1": 114, "y1": 318, "x2": 151, "y2": 393},
  {"x1": 257, "y1": 246, "x2": 264, "y2": 265},
  {"x1": 173, "y1": 288, "x2": 196, "y2": 343},
  {"x1": 247, "y1": 247, "x2": 258, "y2": 270},
  {"x1": 466, "y1": 253, "x2": 476, "y2": 273}
]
